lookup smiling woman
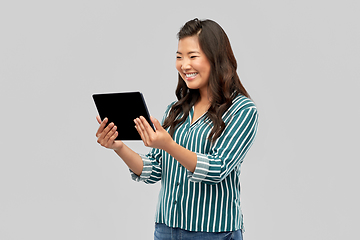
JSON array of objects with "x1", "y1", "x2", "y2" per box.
[
  {"x1": 164, "y1": 19, "x2": 251, "y2": 143},
  {"x1": 95, "y1": 18, "x2": 258, "y2": 240}
]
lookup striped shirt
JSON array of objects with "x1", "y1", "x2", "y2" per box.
[{"x1": 131, "y1": 94, "x2": 258, "y2": 232}]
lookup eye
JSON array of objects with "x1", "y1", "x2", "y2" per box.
[
  {"x1": 190, "y1": 55, "x2": 198, "y2": 59},
  {"x1": 176, "y1": 56, "x2": 182, "y2": 59}
]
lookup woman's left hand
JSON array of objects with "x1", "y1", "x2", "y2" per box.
[{"x1": 134, "y1": 116, "x2": 173, "y2": 150}]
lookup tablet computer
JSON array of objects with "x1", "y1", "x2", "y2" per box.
[{"x1": 92, "y1": 92, "x2": 155, "y2": 140}]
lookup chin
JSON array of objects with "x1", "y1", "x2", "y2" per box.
[{"x1": 185, "y1": 83, "x2": 199, "y2": 90}]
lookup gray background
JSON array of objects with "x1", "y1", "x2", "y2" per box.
[{"x1": 1, "y1": 0, "x2": 359, "y2": 239}]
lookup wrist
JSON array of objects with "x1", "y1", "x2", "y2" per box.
[
  {"x1": 162, "y1": 138, "x2": 177, "y2": 154},
  {"x1": 113, "y1": 142, "x2": 124, "y2": 152}
]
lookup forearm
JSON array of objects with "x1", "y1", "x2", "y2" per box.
[
  {"x1": 114, "y1": 144, "x2": 143, "y2": 176},
  {"x1": 163, "y1": 140, "x2": 197, "y2": 173}
]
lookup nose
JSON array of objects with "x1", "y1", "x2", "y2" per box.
[{"x1": 181, "y1": 58, "x2": 191, "y2": 71}]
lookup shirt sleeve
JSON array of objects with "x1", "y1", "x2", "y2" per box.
[
  {"x1": 130, "y1": 148, "x2": 163, "y2": 184},
  {"x1": 187, "y1": 106, "x2": 258, "y2": 184}
]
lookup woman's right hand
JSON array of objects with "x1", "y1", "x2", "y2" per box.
[{"x1": 96, "y1": 115, "x2": 123, "y2": 151}]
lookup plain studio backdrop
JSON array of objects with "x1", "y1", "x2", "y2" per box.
[{"x1": 1, "y1": 0, "x2": 359, "y2": 239}]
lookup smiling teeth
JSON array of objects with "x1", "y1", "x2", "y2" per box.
[{"x1": 186, "y1": 73, "x2": 197, "y2": 78}]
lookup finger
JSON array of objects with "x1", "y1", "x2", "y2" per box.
[
  {"x1": 150, "y1": 116, "x2": 162, "y2": 131},
  {"x1": 140, "y1": 116, "x2": 156, "y2": 135},
  {"x1": 104, "y1": 126, "x2": 117, "y2": 147},
  {"x1": 134, "y1": 123, "x2": 146, "y2": 143},
  {"x1": 96, "y1": 117, "x2": 108, "y2": 137},
  {"x1": 100, "y1": 124, "x2": 116, "y2": 147},
  {"x1": 96, "y1": 115, "x2": 102, "y2": 124},
  {"x1": 136, "y1": 118, "x2": 150, "y2": 145},
  {"x1": 104, "y1": 123, "x2": 116, "y2": 140},
  {"x1": 134, "y1": 118, "x2": 146, "y2": 142},
  {"x1": 134, "y1": 119, "x2": 142, "y2": 136},
  {"x1": 108, "y1": 131, "x2": 118, "y2": 146},
  {"x1": 99, "y1": 121, "x2": 114, "y2": 140},
  {"x1": 138, "y1": 117, "x2": 151, "y2": 139}
]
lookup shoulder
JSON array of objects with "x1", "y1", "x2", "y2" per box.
[
  {"x1": 222, "y1": 94, "x2": 258, "y2": 127},
  {"x1": 166, "y1": 100, "x2": 177, "y2": 111},
  {"x1": 228, "y1": 94, "x2": 257, "y2": 115},
  {"x1": 164, "y1": 100, "x2": 177, "y2": 117},
  {"x1": 167, "y1": 100, "x2": 177, "y2": 108}
]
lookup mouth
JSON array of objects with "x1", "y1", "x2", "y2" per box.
[{"x1": 184, "y1": 72, "x2": 198, "y2": 80}]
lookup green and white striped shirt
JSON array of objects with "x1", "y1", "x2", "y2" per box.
[{"x1": 131, "y1": 94, "x2": 258, "y2": 232}]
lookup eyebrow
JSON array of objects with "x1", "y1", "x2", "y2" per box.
[{"x1": 176, "y1": 51, "x2": 200, "y2": 55}]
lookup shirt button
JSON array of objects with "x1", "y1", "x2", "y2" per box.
[
  {"x1": 176, "y1": 182, "x2": 180, "y2": 186},
  {"x1": 174, "y1": 200, "x2": 177, "y2": 204}
]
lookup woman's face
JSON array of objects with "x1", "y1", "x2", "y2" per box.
[{"x1": 176, "y1": 36, "x2": 211, "y2": 93}]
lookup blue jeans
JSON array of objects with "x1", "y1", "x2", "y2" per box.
[{"x1": 154, "y1": 223, "x2": 243, "y2": 240}]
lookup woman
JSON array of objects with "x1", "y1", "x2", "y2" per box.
[{"x1": 96, "y1": 18, "x2": 258, "y2": 240}]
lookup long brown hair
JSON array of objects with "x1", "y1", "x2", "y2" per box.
[{"x1": 163, "y1": 18, "x2": 250, "y2": 142}]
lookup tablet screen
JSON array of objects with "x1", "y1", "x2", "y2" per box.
[{"x1": 93, "y1": 92, "x2": 154, "y2": 140}]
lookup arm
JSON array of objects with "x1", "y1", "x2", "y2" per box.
[
  {"x1": 135, "y1": 107, "x2": 258, "y2": 183},
  {"x1": 188, "y1": 107, "x2": 258, "y2": 184},
  {"x1": 114, "y1": 144, "x2": 143, "y2": 176}
]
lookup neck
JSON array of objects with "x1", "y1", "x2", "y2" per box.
[{"x1": 198, "y1": 87, "x2": 211, "y2": 105}]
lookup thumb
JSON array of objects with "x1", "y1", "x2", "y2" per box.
[{"x1": 150, "y1": 116, "x2": 162, "y2": 131}]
